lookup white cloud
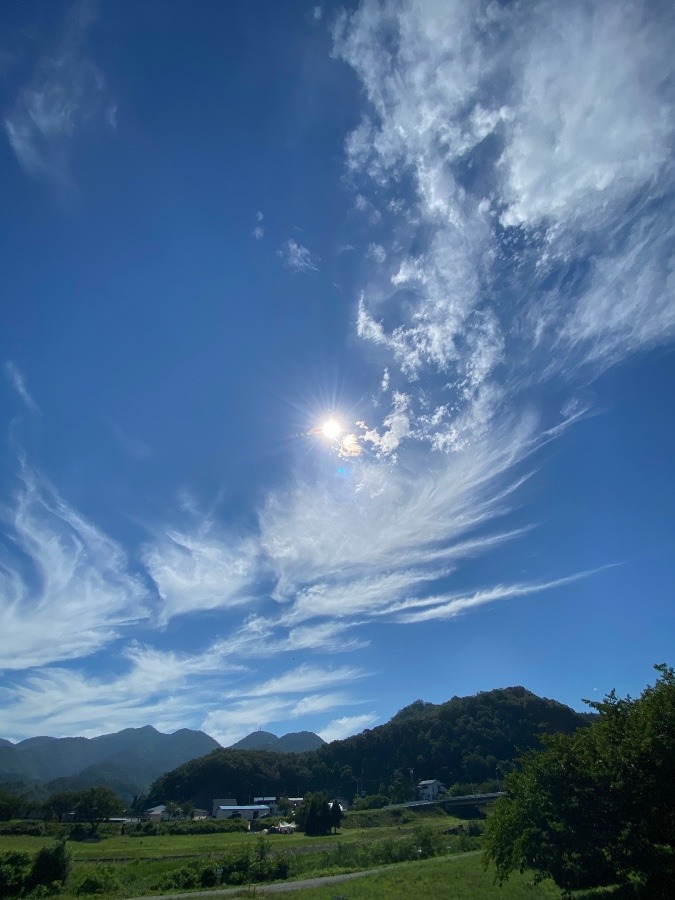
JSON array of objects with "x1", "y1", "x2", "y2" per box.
[
  {"x1": 4, "y1": 1, "x2": 116, "y2": 188},
  {"x1": 390, "y1": 567, "x2": 617, "y2": 623},
  {"x1": 0, "y1": 468, "x2": 149, "y2": 671},
  {"x1": 252, "y1": 226, "x2": 264, "y2": 240},
  {"x1": 142, "y1": 526, "x2": 261, "y2": 624},
  {"x1": 498, "y1": 2, "x2": 673, "y2": 232},
  {"x1": 277, "y1": 239, "x2": 319, "y2": 273},
  {"x1": 367, "y1": 242, "x2": 386, "y2": 263},
  {"x1": 4, "y1": 362, "x2": 39, "y2": 412},
  {"x1": 320, "y1": 713, "x2": 378, "y2": 743},
  {"x1": 227, "y1": 663, "x2": 365, "y2": 698},
  {"x1": 201, "y1": 687, "x2": 351, "y2": 747},
  {"x1": 335, "y1": 0, "x2": 675, "y2": 388}
]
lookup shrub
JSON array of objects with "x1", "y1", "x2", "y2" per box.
[
  {"x1": 351, "y1": 794, "x2": 390, "y2": 811},
  {"x1": 0, "y1": 851, "x2": 31, "y2": 896},
  {"x1": 28, "y1": 842, "x2": 71, "y2": 892},
  {"x1": 74, "y1": 866, "x2": 121, "y2": 895}
]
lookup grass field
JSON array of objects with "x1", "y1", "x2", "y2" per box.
[
  {"x1": 0, "y1": 811, "x2": 618, "y2": 899},
  {"x1": 243, "y1": 853, "x2": 562, "y2": 899}
]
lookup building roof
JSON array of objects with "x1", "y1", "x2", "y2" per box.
[
  {"x1": 218, "y1": 805, "x2": 270, "y2": 812},
  {"x1": 417, "y1": 779, "x2": 443, "y2": 786},
  {"x1": 144, "y1": 805, "x2": 166, "y2": 814}
]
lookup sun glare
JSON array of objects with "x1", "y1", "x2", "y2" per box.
[{"x1": 321, "y1": 419, "x2": 341, "y2": 440}]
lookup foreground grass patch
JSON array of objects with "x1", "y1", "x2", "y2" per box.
[{"x1": 257, "y1": 852, "x2": 565, "y2": 899}]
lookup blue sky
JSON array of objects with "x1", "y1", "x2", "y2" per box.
[{"x1": 1, "y1": 0, "x2": 674, "y2": 746}]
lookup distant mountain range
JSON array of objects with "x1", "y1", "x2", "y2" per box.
[
  {"x1": 0, "y1": 726, "x2": 220, "y2": 800},
  {"x1": 0, "y1": 726, "x2": 326, "y2": 801},
  {"x1": 229, "y1": 730, "x2": 325, "y2": 753}
]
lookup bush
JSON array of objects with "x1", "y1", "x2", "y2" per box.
[
  {"x1": 414, "y1": 824, "x2": 444, "y2": 858},
  {"x1": 153, "y1": 864, "x2": 200, "y2": 890},
  {"x1": 128, "y1": 817, "x2": 247, "y2": 836},
  {"x1": 0, "y1": 851, "x2": 31, "y2": 897},
  {"x1": 74, "y1": 866, "x2": 121, "y2": 895},
  {"x1": 28, "y1": 842, "x2": 71, "y2": 892},
  {"x1": 200, "y1": 866, "x2": 218, "y2": 887},
  {"x1": 351, "y1": 794, "x2": 390, "y2": 811}
]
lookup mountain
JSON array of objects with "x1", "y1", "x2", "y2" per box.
[
  {"x1": 0, "y1": 726, "x2": 220, "y2": 799},
  {"x1": 145, "y1": 686, "x2": 593, "y2": 810},
  {"x1": 229, "y1": 730, "x2": 325, "y2": 753}
]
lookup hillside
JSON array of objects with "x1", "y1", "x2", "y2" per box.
[
  {"x1": 146, "y1": 686, "x2": 592, "y2": 809},
  {"x1": 229, "y1": 730, "x2": 325, "y2": 753},
  {"x1": 0, "y1": 726, "x2": 220, "y2": 798}
]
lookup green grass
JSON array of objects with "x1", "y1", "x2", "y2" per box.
[
  {"x1": 0, "y1": 811, "x2": 486, "y2": 898},
  {"x1": 250, "y1": 852, "x2": 597, "y2": 899}
]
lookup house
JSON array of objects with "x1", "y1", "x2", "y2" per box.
[
  {"x1": 143, "y1": 805, "x2": 166, "y2": 822},
  {"x1": 215, "y1": 804, "x2": 271, "y2": 822},
  {"x1": 212, "y1": 798, "x2": 237, "y2": 817},
  {"x1": 254, "y1": 796, "x2": 279, "y2": 815},
  {"x1": 416, "y1": 779, "x2": 446, "y2": 801},
  {"x1": 193, "y1": 808, "x2": 209, "y2": 820}
]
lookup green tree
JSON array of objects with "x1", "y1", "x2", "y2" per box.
[
  {"x1": 0, "y1": 789, "x2": 24, "y2": 821},
  {"x1": 298, "y1": 792, "x2": 331, "y2": 836},
  {"x1": 74, "y1": 786, "x2": 123, "y2": 833},
  {"x1": 276, "y1": 796, "x2": 293, "y2": 817},
  {"x1": 484, "y1": 665, "x2": 675, "y2": 897},
  {"x1": 44, "y1": 790, "x2": 80, "y2": 822}
]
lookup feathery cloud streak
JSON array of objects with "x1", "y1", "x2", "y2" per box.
[{"x1": 4, "y1": 0, "x2": 116, "y2": 189}]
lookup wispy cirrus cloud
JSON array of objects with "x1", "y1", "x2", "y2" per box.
[
  {"x1": 277, "y1": 239, "x2": 319, "y2": 273},
  {"x1": 142, "y1": 525, "x2": 261, "y2": 625},
  {"x1": 201, "y1": 689, "x2": 353, "y2": 748},
  {"x1": 4, "y1": 362, "x2": 39, "y2": 413},
  {"x1": 226, "y1": 664, "x2": 365, "y2": 698},
  {"x1": 390, "y1": 567, "x2": 619, "y2": 624},
  {"x1": 4, "y1": 0, "x2": 116, "y2": 190},
  {"x1": 0, "y1": 467, "x2": 148, "y2": 670}
]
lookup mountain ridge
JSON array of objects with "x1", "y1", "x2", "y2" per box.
[
  {"x1": 145, "y1": 686, "x2": 594, "y2": 809},
  {"x1": 0, "y1": 725, "x2": 220, "y2": 799},
  {"x1": 229, "y1": 730, "x2": 325, "y2": 753}
]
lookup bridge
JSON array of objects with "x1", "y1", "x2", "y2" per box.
[{"x1": 387, "y1": 791, "x2": 506, "y2": 812}]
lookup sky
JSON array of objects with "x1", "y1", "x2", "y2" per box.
[{"x1": 0, "y1": 0, "x2": 674, "y2": 747}]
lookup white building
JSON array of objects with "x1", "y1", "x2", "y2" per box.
[
  {"x1": 215, "y1": 804, "x2": 271, "y2": 821},
  {"x1": 416, "y1": 779, "x2": 446, "y2": 801},
  {"x1": 212, "y1": 798, "x2": 237, "y2": 817}
]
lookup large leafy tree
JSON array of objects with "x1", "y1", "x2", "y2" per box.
[
  {"x1": 484, "y1": 665, "x2": 675, "y2": 897},
  {"x1": 296, "y1": 792, "x2": 331, "y2": 836},
  {"x1": 74, "y1": 786, "x2": 124, "y2": 832}
]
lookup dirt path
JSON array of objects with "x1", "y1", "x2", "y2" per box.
[{"x1": 125, "y1": 851, "x2": 483, "y2": 899}]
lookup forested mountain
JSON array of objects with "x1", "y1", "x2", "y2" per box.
[
  {"x1": 0, "y1": 726, "x2": 220, "y2": 799},
  {"x1": 229, "y1": 730, "x2": 325, "y2": 752},
  {"x1": 146, "y1": 686, "x2": 592, "y2": 809}
]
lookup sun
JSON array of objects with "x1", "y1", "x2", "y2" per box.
[{"x1": 321, "y1": 418, "x2": 342, "y2": 440}]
